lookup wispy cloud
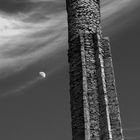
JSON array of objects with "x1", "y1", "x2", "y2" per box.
[
  {"x1": 101, "y1": 0, "x2": 140, "y2": 25},
  {"x1": 1, "y1": 76, "x2": 42, "y2": 96},
  {"x1": 0, "y1": 0, "x2": 139, "y2": 78},
  {"x1": 0, "y1": 0, "x2": 139, "y2": 95},
  {"x1": 0, "y1": 6, "x2": 67, "y2": 78}
]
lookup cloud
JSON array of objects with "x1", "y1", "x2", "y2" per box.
[
  {"x1": 0, "y1": 0, "x2": 139, "y2": 95},
  {"x1": 101, "y1": 0, "x2": 140, "y2": 25},
  {"x1": 1, "y1": 76, "x2": 42, "y2": 96},
  {"x1": 0, "y1": 6, "x2": 67, "y2": 78}
]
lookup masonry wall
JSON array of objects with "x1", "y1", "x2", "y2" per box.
[
  {"x1": 68, "y1": 35, "x2": 85, "y2": 140},
  {"x1": 102, "y1": 38, "x2": 124, "y2": 139},
  {"x1": 68, "y1": 33, "x2": 124, "y2": 140},
  {"x1": 66, "y1": 0, "x2": 101, "y2": 41},
  {"x1": 66, "y1": 0, "x2": 124, "y2": 140}
]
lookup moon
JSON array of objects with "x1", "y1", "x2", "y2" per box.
[{"x1": 39, "y1": 72, "x2": 46, "y2": 78}]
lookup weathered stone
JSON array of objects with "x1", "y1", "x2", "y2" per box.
[{"x1": 66, "y1": 0, "x2": 124, "y2": 140}]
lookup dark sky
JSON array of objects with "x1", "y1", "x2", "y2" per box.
[{"x1": 0, "y1": 0, "x2": 140, "y2": 140}]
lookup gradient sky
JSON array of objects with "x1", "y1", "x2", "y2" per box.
[{"x1": 0, "y1": 0, "x2": 140, "y2": 139}]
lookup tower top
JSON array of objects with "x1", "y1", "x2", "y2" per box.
[{"x1": 66, "y1": 0, "x2": 101, "y2": 40}]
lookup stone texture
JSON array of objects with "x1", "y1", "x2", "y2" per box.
[
  {"x1": 102, "y1": 38, "x2": 124, "y2": 139},
  {"x1": 66, "y1": 0, "x2": 124, "y2": 140},
  {"x1": 66, "y1": 0, "x2": 101, "y2": 41}
]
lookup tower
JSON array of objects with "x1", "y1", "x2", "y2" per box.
[{"x1": 66, "y1": 0, "x2": 124, "y2": 140}]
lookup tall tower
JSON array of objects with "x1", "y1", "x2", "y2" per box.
[{"x1": 66, "y1": 0, "x2": 124, "y2": 140}]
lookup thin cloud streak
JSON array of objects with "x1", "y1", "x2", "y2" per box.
[
  {"x1": 101, "y1": 0, "x2": 140, "y2": 25},
  {"x1": 0, "y1": 0, "x2": 138, "y2": 78},
  {"x1": 0, "y1": 0, "x2": 139, "y2": 95},
  {"x1": 0, "y1": 9, "x2": 67, "y2": 78},
  {"x1": 1, "y1": 76, "x2": 42, "y2": 97}
]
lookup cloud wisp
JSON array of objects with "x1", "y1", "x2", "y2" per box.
[
  {"x1": 0, "y1": 7, "x2": 67, "y2": 79},
  {"x1": 0, "y1": 0, "x2": 138, "y2": 78},
  {"x1": 0, "y1": 0, "x2": 139, "y2": 95}
]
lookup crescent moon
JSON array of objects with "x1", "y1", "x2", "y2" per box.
[{"x1": 39, "y1": 72, "x2": 46, "y2": 78}]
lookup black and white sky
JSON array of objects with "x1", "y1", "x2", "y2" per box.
[{"x1": 0, "y1": 0, "x2": 140, "y2": 139}]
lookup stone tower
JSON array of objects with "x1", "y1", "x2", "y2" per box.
[{"x1": 66, "y1": 0, "x2": 124, "y2": 140}]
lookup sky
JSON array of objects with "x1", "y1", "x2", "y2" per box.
[{"x1": 0, "y1": 0, "x2": 140, "y2": 139}]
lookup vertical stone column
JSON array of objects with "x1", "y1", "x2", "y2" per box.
[
  {"x1": 66, "y1": 0, "x2": 124, "y2": 140},
  {"x1": 66, "y1": 0, "x2": 101, "y2": 40},
  {"x1": 102, "y1": 38, "x2": 124, "y2": 139},
  {"x1": 68, "y1": 35, "x2": 85, "y2": 140}
]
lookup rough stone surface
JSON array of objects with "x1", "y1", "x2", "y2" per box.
[
  {"x1": 102, "y1": 38, "x2": 124, "y2": 140},
  {"x1": 66, "y1": 0, "x2": 102, "y2": 41},
  {"x1": 66, "y1": 0, "x2": 124, "y2": 140}
]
